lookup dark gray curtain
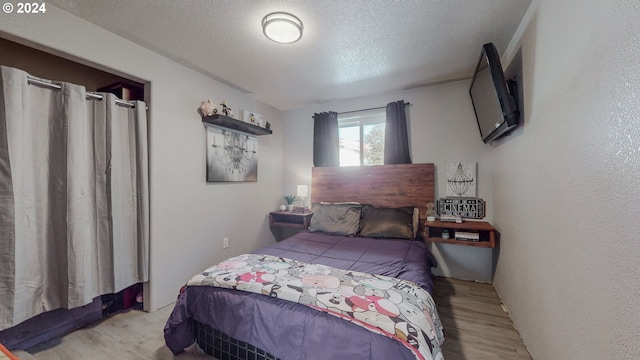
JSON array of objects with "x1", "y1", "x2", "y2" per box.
[
  {"x1": 384, "y1": 100, "x2": 411, "y2": 164},
  {"x1": 313, "y1": 111, "x2": 339, "y2": 167}
]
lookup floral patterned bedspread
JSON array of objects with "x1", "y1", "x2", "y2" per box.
[{"x1": 187, "y1": 253, "x2": 445, "y2": 360}]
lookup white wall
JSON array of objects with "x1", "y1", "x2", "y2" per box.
[
  {"x1": 283, "y1": 82, "x2": 497, "y2": 282},
  {"x1": 493, "y1": 1, "x2": 640, "y2": 358},
  {"x1": 0, "y1": 5, "x2": 284, "y2": 311}
]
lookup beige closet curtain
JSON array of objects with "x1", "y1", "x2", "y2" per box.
[{"x1": 0, "y1": 66, "x2": 149, "y2": 330}]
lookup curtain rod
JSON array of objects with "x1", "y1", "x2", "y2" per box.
[
  {"x1": 27, "y1": 76, "x2": 140, "y2": 109},
  {"x1": 337, "y1": 102, "x2": 410, "y2": 115}
]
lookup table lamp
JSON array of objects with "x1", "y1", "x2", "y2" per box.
[{"x1": 296, "y1": 185, "x2": 308, "y2": 208}]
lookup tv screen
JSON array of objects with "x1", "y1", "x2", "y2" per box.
[{"x1": 469, "y1": 43, "x2": 519, "y2": 143}]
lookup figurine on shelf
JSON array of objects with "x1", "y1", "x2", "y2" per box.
[
  {"x1": 426, "y1": 202, "x2": 437, "y2": 221},
  {"x1": 265, "y1": 121, "x2": 271, "y2": 130},
  {"x1": 220, "y1": 100, "x2": 233, "y2": 117},
  {"x1": 199, "y1": 100, "x2": 217, "y2": 116}
]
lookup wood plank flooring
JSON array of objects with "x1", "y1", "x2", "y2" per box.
[
  {"x1": 432, "y1": 277, "x2": 531, "y2": 360},
  {"x1": 12, "y1": 277, "x2": 531, "y2": 360}
]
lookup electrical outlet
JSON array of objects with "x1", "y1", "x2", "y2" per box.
[{"x1": 223, "y1": 237, "x2": 229, "y2": 249}]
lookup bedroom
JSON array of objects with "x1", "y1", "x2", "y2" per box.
[{"x1": 0, "y1": 0, "x2": 639, "y2": 359}]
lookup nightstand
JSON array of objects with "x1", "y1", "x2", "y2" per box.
[
  {"x1": 423, "y1": 220, "x2": 496, "y2": 248},
  {"x1": 268, "y1": 211, "x2": 313, "y2": 241}
]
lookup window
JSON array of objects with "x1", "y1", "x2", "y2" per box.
[{"x1": 338, "y1": 109, "x2": 385, "y2": 166}]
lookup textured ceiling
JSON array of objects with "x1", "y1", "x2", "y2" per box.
[{"x1": 47, "y1": 0, "x2": 531, "y2": 110}]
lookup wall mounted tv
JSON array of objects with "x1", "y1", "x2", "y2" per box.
[{"x1": 469, "y1": 42, "x2": 520, "y2": 143}]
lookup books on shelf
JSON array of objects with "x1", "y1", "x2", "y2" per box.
[
  {"x1": 454, "y1": 231, "x2": 480, "y2": 241},
  {"x1": 439, "y1": 214, "x2": 462, "y2": 223}
]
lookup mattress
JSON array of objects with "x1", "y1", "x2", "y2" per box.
[{"x1": 164, "y1": 231, "x2": 441, "y2": 360}]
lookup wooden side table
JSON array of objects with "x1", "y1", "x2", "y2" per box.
[
  {"x1": 269, "y1": 211, "x2": 313, "y2": 241},
  {"x1": 423, "y1": 220, "x2": 496, "y2": 248}
]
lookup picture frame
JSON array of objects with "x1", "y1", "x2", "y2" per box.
[
  {"x1": 206, "y1": 126, "x2": 258, "y2": 182},
  {"x1": 241, "y1": 110, "x2": 264, "y2": 127},
  {"x1": 446, "y1": 162, "x2": 476, "y2": 197}
]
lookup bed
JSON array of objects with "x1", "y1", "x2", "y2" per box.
[{"x1": 164, "y1": 164, "x2": 444, "y2": 360}]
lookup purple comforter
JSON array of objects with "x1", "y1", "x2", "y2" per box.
[{"x1": 164, "y1": 231, "x2": 438, "y2": 360}]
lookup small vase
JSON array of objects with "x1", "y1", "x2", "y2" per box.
[{"x1": 286, "y1": 204, "x2": 293, "y2": 211}]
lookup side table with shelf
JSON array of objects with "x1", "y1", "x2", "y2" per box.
[
  {"x1": 423, "y1": 220, "x2": 496, "y2": 248},
  {"x1": 268, "y1": 211, "x2": 313, "y2": 241}
]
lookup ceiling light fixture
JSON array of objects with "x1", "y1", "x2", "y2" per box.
[{"x1": 262, "y1": 12, "x2": 303, "y2": 44}]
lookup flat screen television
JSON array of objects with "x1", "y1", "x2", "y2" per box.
[{"x1": 469, "y1": 42, "x2": 520, "y2": 143}]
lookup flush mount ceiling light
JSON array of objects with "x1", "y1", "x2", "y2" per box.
[{"x1": 262, "y1": 12, "x2": 303, "y2": 44}]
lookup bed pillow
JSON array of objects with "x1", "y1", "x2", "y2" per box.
[
  {"x1": 359, "y1": 205, "x2": 415, "y2": 239},
  {"x1": 308, "y1": 203, "x2": 362, "y2": 236}
]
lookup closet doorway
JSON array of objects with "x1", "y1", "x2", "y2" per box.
[
  {"x1": 0, "y1": 37, "x2": 145, "y2": 101},
  {"x1": 0, "y1": 36, "x2": 149, "y2": 350}
]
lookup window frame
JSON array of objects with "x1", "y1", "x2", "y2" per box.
[{"x1": 338, "y1": 109, "x2": 386, "y2": 166}]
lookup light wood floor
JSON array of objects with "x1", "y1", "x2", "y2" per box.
[
  {"x1": 432, "y1": 277, "x2": 531, "y2": 360},
  {"x1": 13, "y1": 277, "x2": 531, "y2": 360}
]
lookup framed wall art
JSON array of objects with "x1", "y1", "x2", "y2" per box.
[
  {"x1": 241, "y1": 110, "x2": 264, "y2": 127},
  {"x1": 206, "y1": 126, "x2": 258, "y2": 182},
  {"x1": 446, "y1": 162, "x2": 476, "y2": 197}
]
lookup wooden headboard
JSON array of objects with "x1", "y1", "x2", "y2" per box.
[{"x1": 311, "y1": 164, "x2": 435, "y2": 221}]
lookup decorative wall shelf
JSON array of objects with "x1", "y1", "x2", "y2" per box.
[{"x1": 202, "y1": 114, "x2": 272, "y2": 136}]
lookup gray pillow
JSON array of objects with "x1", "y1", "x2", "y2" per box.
[
  {"x1": 308, "y1": 203, "x2": 361, "y2": 236},
  {"x1": 359, "y1": 205, "x2": 414, "y2": 239}
]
